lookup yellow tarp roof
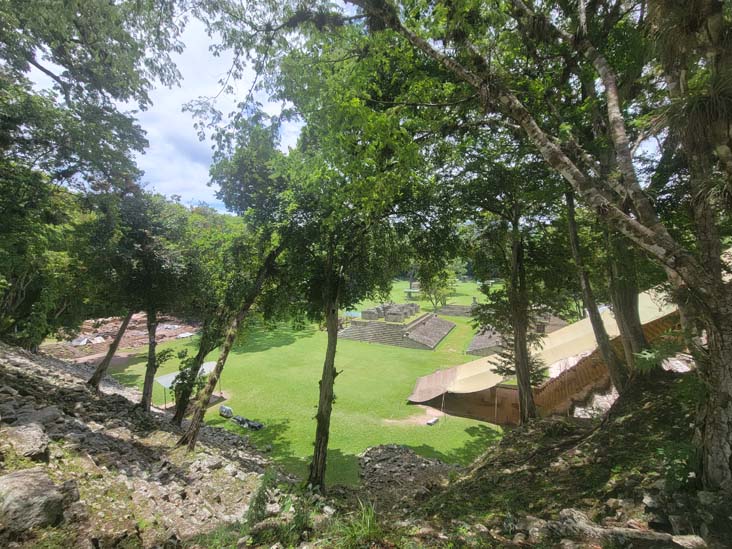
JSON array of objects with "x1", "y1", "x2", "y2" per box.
[{"x1": 408, "y1": 288, "x2": 676, "y2": 401}]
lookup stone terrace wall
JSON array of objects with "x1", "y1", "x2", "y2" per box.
[
  {"x1": 338, "y1": 318, "x2": 429, "y2": 349},
  {"x1": 437, "y1": 304, "x2": 475, "y2": 317},
  {"x1": 405, "y1": 315, "x2": 456, "y2": 350},
  {"x1": 340, "y1": 312, "x2": 456, "y2": 351}
]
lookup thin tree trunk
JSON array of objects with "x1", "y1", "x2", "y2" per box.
[
  {"x1": 565, "y1": 192, "x2": 628, "y2": 391},
  {"x1": 87, "y1": 310, "x2": 134, "y2": 391},
  {"x1": 177, "y1": 245, "x2": 282, "y2": 450},
  {"x1": 607, "y1": 233, "x2": 647, "y2": 369},
  {"x1": 308, "y1": 292, "x2": 340, "y2": 490},
  {"x1": 139, "y1": 309, "x2": 158, "y2": 412},
  {"x1": 171, "y1": 341, "x2": 210, "y2": 426},
  {"x1": 510, "y1": 217, "x2": 537, "y2": 423}
]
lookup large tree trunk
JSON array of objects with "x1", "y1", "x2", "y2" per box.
[
  {"x1": 171, "y1": 340, "x2": 211, "y2": 426},
  {"x1": 178, "y1": 312, "x2": 239, "y2": 450},
  {"x1": 607, "y1": 234, "x2": 647, "y2": 370},
  {"x1": 139, "y1": 309, "x2": 158, "y2": 412},
  {"x1": 700, "y1": 301, "x2": 732, "y2": 490},
  {"x1": 177, "y1": 245, "x2": 282, "y2": 450},
  {"x1": 308, "y1": 292, "x2": 340, "y2": 490},
  {"x1": 565, "y1": 192, "x2": 628, "y2": 391},
  {"x1": 87, "y1": 310, "x2": 134, "y2": 391},
  {"x1": 510, "y1": 217, "x2": 537, "y2": 424}
]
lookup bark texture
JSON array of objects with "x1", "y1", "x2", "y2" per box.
[
  {"x1": 307, "y1": 294, "x2": 340, "y2": 490},
  {"x1": 510, "y1": 217, "x2": 537, "y2": 423},
  {"x1": 565, "y1": 192, "x2": 628, "y2": 391},
  {"x1": 701, "y1": 311, "x2": 732, "y2": 490},
  {"x1": 607, "y1": 234, "x2": 647, "y2": 370},
  {"x1": 87, "y1": 310, "x2": 134, "y2": 391},
  {"x1": 139, "y1": 309, "x2": 158, "y2": 412},
  {"x1": 171, "y1": 341, "x2": 211, "y2": 426}
]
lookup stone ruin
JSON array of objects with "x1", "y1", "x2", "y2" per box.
[{"x1": 361, "y1": 303, "x2": 420, "y2": 323}]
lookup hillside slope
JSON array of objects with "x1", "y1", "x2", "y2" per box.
[
  {"x1": 403, "y1": 372, "x2": 730, "y2": 548},
  {"x1": 0, "y1": 342, "x2": 276, "y2": 547}
]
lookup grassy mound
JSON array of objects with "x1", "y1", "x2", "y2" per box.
[{"x1": 419, "y1": 371, "x2": 702, "y2": 524}]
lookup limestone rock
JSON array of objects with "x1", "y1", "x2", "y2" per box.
[
  {"x1": 17, "y1": 405, "x2": 62, "y2": 426},
  {"x1": 0, "y1": 468, "x2": 65, "y2": 533},
  {"x1": 549, "y1": 509, "x2": 707, "y2": 549},
  {"x1": 3, "y1": 422, "x2": 49, "y2": 460},
  {"x1": 671, "y1": 535, "x2": 708, "y2": 549}
]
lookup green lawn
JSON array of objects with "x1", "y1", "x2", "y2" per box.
[
  {"x1": 109, "y1": 283, "x2": 502, "y2": 485},
  {"x1": 356, "y1": 279, "x2": 487, "y2": 311}
]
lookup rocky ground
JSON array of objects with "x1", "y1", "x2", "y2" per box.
[
  {"x1": 0, "y1": 342, "x2": 287, "y2": 547},
  {"x1": 407, "y1": 372, "x2": 730, "y2": 548}
]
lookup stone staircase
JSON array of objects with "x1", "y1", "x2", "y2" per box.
[
  {"x1": 339, "y1": 313, "x2": 456, "y2": 350},
  {"x1": 339, "y1": 319, "x2": 427, "y2": 349}
]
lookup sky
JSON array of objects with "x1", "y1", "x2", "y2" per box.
[
  {"x1": 30, "y1": 19, "x2": 300, "y2": 211},
  {"x1": 133, "y1": 20, "x2": 300, "y2": 210}
]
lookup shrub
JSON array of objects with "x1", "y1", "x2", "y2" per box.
[
  {"x1": 246, "y1": 468, "x2": 277, "y2": 526},
  {"x1": 328, "y1": 500, "x2": 385, "y2": 549}
]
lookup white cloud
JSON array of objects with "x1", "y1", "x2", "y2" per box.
[
  {"x1": 137, "y1": 20, "x2": 303, "y2": 210},
  {"x1": 29, "y1": 19, "x2": 302, "y2": 210},
  {"x1": 135, "y1": 20, "x2": 241, "y2": 209}
]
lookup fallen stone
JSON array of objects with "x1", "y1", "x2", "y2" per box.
[
  {"x1": 250, "y1": 516, "x2": 292, "y2": 538},
  {"x1": 237, "y1": 535, "x2": 253, "y2": 548},
  {"x1": 4, "y1": 422, "x2": 49, "y2": 460},
  {"x1": 0, "y1": 386, "x2": 18, "y2": 397},
  {"x1": 17, "y1": 405, "x2": 62, "y2": 426},
  {"x1": 672, "y1": 535, "x2": 708, "y2": 548},
  {"x1": 549, "y1": 509, "x2": 707, "y2": 549},
  {"x1": 0, "y1": 468, "x2": 65, "y2": 533},
  {"x1": 0, "y1": 403, "x2": 17, "y2": 424}
]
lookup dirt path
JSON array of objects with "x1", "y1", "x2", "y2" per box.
[
  {"x1": 70, "y1": 350, "x2": 140, "y2": 367},
  {"x1": 382, "y1": 405, "x2": 445, "y2": 426}
]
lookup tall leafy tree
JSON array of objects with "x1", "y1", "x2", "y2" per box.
[
  {"x1": 170, "y1": 206, "x2": 247, "y2": 425},
  {"x1": 0, "y1": 164, "x2": 88, "y2": 348},
  {"x1": 0, "y1": 0, "x2": 187, "y2": 187},
  {"x1": 460, "y1": 133, "x2": 569, "y2": 422},
  {"x1": 178, "y1": 113, "x2": 290, "y2": 449},
  {"x1": 81, "y1": 190, "x2": 192, "y2": 409}
]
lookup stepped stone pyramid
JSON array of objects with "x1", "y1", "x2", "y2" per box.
[{"x1": 340, "y1": 305, "x2": 455, "y2": 350}]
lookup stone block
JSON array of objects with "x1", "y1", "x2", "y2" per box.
[
  {"x1": 385, "y1": 312, "x2": 405, "y2": 323},
  {"x1": 361, "y1": 310, "x2": 379, "y2": 320}
]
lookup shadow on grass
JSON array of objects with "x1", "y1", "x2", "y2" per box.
[
  {"x1": 208, "y1": 415, "x2": 500, "y2": 486},
  {"x1": 407, "y1": 423, "x2": 502, "y2": 466},
  {"x1": 230, "y1": 324, "x2": 317, "y2": 355},
  {"x1": 205, "y1": 415, "x2": 361, "y2": 485}
]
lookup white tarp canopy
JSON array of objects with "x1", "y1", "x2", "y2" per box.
[
  {"x1": 409, "y1": 288, "x2": 676, "y2": 403},
  {"x1": 155, "y1": 361, "x2": 216, "y2": 390}
]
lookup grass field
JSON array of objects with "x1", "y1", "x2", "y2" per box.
[
  {"x1": 356, "y1": 279, "x2": 489, "y2": 311},
  {"x1": 109, "y1": 280, "x2": 502, "y2": 485}
]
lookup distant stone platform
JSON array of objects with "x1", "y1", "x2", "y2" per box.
[
  {"x1": 360, "y1": 302, "x2": 420, "y2": 323},
  {"x1": 437, "y1": 304, "x2": 475, "y2": 317},
  {"x1": 339, "y1": 312, "x2": 455, "y2": 350},
  {"x1": 466, "y1": 326, "x2": 502, "y2": 356}
]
